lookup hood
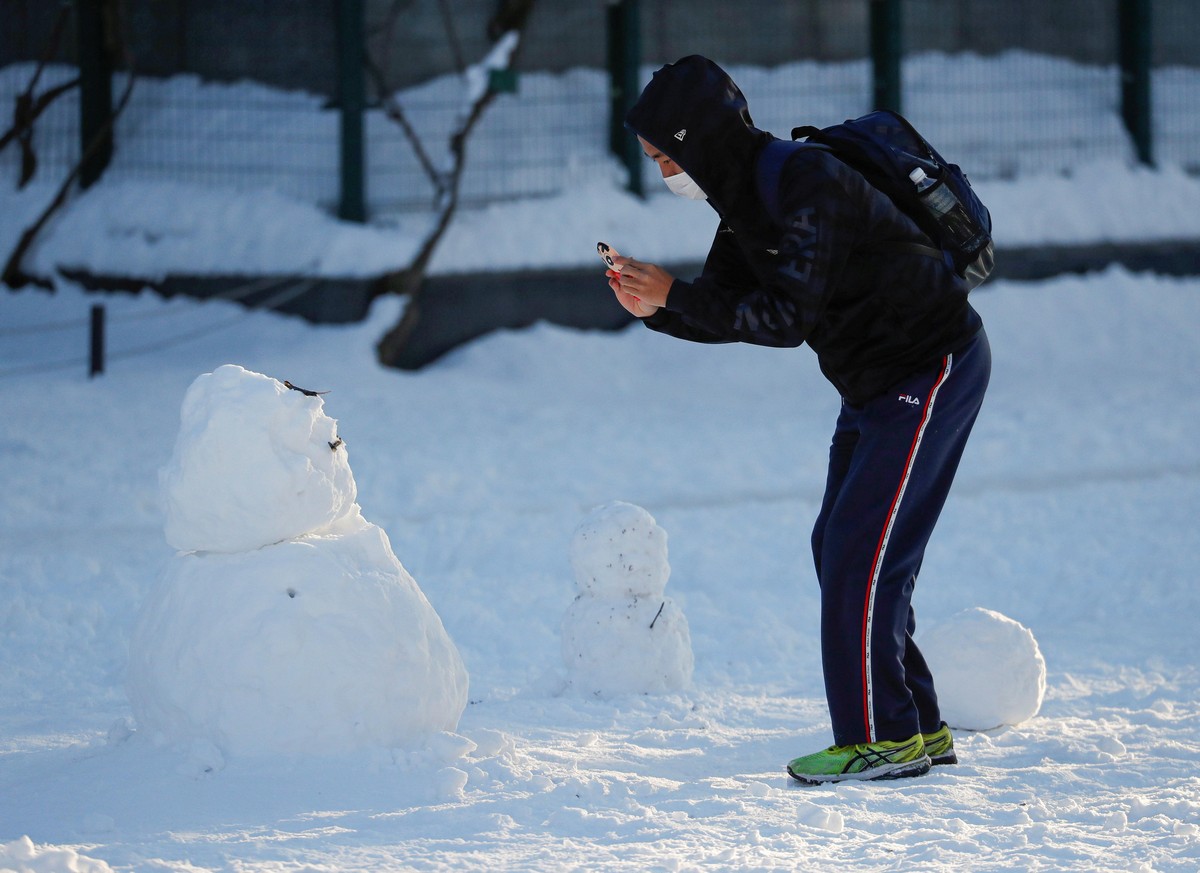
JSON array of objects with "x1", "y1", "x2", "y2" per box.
[{"x1": 625, "y1": 55, "x2": 773, "y2": 216}]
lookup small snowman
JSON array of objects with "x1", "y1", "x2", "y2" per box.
[
  {"x1": 127, "y1": 364, "x2": 468, "y2": 761},
  {"x1": 561, "y1": 501, "x2": 693, "y2": 697}
]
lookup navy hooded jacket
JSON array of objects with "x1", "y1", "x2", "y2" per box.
[{"x1": 625, "y1": 56, "x2": 983, "y2": 405}]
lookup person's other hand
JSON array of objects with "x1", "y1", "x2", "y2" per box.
[
  {"x1": 609, "y1": 255, "x2": 674, "y2": 316},
  {"x1": 608, "y1": 267, "x2": 661, "y2": 317}
]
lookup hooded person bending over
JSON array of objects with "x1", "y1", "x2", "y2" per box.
[{"x1": 607, "y1": 55, "x2": 990, "y2": 784}]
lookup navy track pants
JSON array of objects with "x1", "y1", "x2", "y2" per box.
[{"x1": 811, "y1": 328, "x2": 990, "y2": 746}]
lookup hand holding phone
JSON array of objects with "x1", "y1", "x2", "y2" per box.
[
  {"x1": 597, "y1": 241, "x2": 622, "y2": 273},
  {"x1": 598, "y1": 241, "x2": 656, "y2": 316}
]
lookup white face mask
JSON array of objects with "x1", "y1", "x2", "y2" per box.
[{"x1": 664, "y1": 170, "x2": 707, "y2": 201}]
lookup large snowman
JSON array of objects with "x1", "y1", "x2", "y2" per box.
[
  {"x1": 561, "y1": 501, "x2": 693, "y2": 697},
  {"x1": 127, "y1": 364, "x2": 468, "y2": 759}
]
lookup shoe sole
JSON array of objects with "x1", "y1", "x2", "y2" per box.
[
  {"x1": 787, "y1": 754, "x2": 932, "y2": 785},
  {"x1": 929, "y1": 751, "x2": 958, "y2": 766}
]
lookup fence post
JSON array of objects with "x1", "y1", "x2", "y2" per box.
[
  {"x1": 337, "y1": 0, "x2": 367, "y2": 221},
  {"x1": 607, "y1": 0, "x2": 643, "y2": 197},
  {"x1": 89, "y1": 303, "x2": 105, "y2": 377},
  {"x1": 1118, "y1": 0, "x2": 1153, "y2": 166},
  {"x1": 869, "y1": 0, "x2": 902, "y2": 113},
  {"x1": 76, "y1": 0, "x2": 114, "y2": 188}
]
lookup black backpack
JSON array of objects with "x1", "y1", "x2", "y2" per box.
[{"x1": 757, "y1": 109, "x2": 994, "y2": 290}]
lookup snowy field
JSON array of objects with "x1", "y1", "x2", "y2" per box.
[
  {"x1": 3, "y1": 265, "x2": 1199, "y2": 872},
  {"x1": 2, "y1": 54, "x2": 1200, "y2": 872}
]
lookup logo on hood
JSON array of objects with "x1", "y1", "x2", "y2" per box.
[{"x1": 674, "y1": 129, "x2": 687, "y2": 141}]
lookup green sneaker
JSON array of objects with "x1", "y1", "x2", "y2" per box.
[
  {"x1": 786, "y1": 734, "x2": 931, "y2": 784},
  {"x1": 923, "y1": 722, "x2": 958, "y2": 766}
]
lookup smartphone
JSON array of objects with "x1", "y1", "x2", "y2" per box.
[
  {"x1": 597, "y1": 241, "x2": 644, "y2": 305},
  {"x1": 597, "y1": 241, "x2": 621, "y2": 272}
]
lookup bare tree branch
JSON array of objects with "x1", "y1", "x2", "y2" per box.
[
  {"x1": 488, "y1": 0, "x2": 537, "y2": 41},
  {"x1": 362, "y1": 54, "x2": 446, "y2": 197},
  {"x1": 2, "y1": 1, "x2": 137, "y2": 290},
  {"x1": 437, "y1": 0, "x2": 467, "y2": 75},
  {"x1": 365, "y1": 0, "x2": 417, "y2": 54},
  {"x1": 0, "y1": 4, "x2": 78, "y2": 187},
  {"x1": 0, "y1": 76, "x2": 80, "y2": 156},
  {"x1": 373, "y1": 23, "x2": 531, "y2": 368}
]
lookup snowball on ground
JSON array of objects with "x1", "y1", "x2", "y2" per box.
[
  {"x1": 127, "y1": 510, "x2": 468, "y2": 758},
  {"x1": 569, "y1": 500, "x2": 669, "y2": 598},
  {"x1": 920, "y1": 607, "x2": 1047, "y2": 731},
  {"x1": 159, "y1": 364, "x2": 357, "y2": 554}
]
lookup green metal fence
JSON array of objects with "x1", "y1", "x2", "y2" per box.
[{"x1": 2, "y1": 0, "x2": 1197, "y2": 220}]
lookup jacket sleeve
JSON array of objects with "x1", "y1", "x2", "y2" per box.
[
  {"x1": 640, "y1": 223, "x2": 744, "y2": 344},
  {"x1": 645, "y1": 150, "x2": 862, "y2": 348}
]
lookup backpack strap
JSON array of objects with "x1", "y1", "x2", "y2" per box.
[
  {"x1": 759, "y1": 137, "x2": 947, "y2": 266},
  {"x1": 880, "y1": 240, "x2": 951, "y2": 261},
  {"x1": 757, "y1": 139, "x2": 823, "y2": 224}
]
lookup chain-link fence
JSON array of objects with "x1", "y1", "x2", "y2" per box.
[{"x1": 2, "y1": 0, "x2": 1198, "y2": 217}]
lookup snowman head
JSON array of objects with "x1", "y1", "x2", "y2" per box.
[
  {"x1": 569, "y1": 501, "x2": 669, "y2": 599},
  {"x1": 160, "y1": 364, "x2": 358, "y2": 553}
]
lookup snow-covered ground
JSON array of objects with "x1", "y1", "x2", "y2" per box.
[{"x1": 2, "y1": 53, "x2": 1200, "y2": 872}]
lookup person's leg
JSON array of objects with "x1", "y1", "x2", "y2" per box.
[
  {"x1": 793, "y1": 401, "x2": 931, "y2": 782},
  {"x1": 902, "y1": 599, "x2": 941, "y2": 734},
  {"x1": 811, "y1": 401, "x2": 858, "y2": 583},
  {"x1": 815, "y1": 331, "x2": 990, "y2": 747}
]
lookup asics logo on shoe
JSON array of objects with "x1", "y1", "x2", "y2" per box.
[{"x1": 786, "y1": 734, "x2": 931, "y2": 784}]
